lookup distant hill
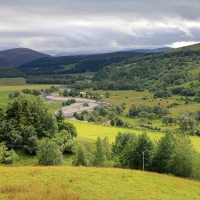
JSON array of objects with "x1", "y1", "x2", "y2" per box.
[
  {"x1": 0, "y1": 48, "x2": 50, "y2": 67},
  {"x1": 18, "y1": 51, "x2": 143, "y2": 75},
  {"x1": 128, "y1": 47, "x2": 173, "y2": 53}
]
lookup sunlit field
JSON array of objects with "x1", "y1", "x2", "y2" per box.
[
  {"x1": 69, "y1": 120, "x2": 200, "y2": 152},
  {"x1": 0, "y1": 82, "x2": 61, "y2": 106}
]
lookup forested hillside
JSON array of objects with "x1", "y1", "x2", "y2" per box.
[
  {"x1": 0, "y1": 66, "x2": 24, "y2": 78},
  {"x1": 92, "y1": 50, "x2": 200, "y2": 91},
  {"x1": 18, "y1": 52, "x2": 143, "y2": 75}
]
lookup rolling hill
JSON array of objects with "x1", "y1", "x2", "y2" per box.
[
  {"x1": 128, "y1": 47, "x2": 173, "y2": 53},
  {"x1": 0, "y1": 48, "x2": 50, "y2": 67},
  {"x1": 17, "y1": 51, "x2": 143, "y2": 75},
  {"x1": 92, "y1": 43, "x2": 200, "y2": 91}
]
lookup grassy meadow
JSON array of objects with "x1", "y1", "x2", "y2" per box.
[
  {"x1": 69, "y1": 72, "x2": 96, "y2": 78},
  {"x1": 0, "y1": 78, "x2": 61, "y2": 106},
  {"x1": 70, "y1": 120, "x2": 200, "y2": 152},
  {"x1": 86, "y1": 89, "x2": 193, "y2": 115},
  {"x1": 0, "y1": 77, "x2": 26, "y2": 85},
  {"x1": 0, "y1": 166, "x2": 200, "y2": 200}
]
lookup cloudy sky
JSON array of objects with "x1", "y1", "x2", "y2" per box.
[{"x1": 1, "y1": 0, "x2": 200, "y2": 55}]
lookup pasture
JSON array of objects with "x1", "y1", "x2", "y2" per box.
[
  {"x1": 0, "y1": 78, "x2": 26, "y2": 85},
  {"x1": 0, "y1": 80, "x2": 61, "y2": 106},
  {"x1": 69, "y1": 120, "x2": 200, "y2": 152},
  {"x1": 0, "y1": 166, "x2": 200, "y2": 200}
]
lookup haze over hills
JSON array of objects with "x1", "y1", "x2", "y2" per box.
[
  {"x1": 55, "y1": 47, "x2": 173, "y2": 57},
  {"x1": 0, "y1": 48, "x2": 50, "y2": 67},
  {"x1": 128, "y1": 47, "x2": 173, "y2": 53}
]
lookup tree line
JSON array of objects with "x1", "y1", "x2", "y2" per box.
[{"x1": 73, "y1": 132, "x2": 200, "y2": 180}]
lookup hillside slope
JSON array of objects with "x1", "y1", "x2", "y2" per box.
[
  {"x1": 93, "y1": 44, "x2": 200, "y2": 91},
  {"x1": 0, "y1": 48, "x2": 50, "y2": 67},
  {"x1": 18, "y1": 51, "x2": 143, "y2": 75},
  {"x1": 0, "y1": 166, "x2": 199, "y2": 200}
]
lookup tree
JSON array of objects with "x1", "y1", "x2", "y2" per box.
[
  {"x1": 115, "y1": 118, "x2": 124, "y2": 127},
  {"x1": 152, "y1": 131, "x2": 175, "y2": 173},
  {"x1": 102, "y1": 136, "x2": 111, "y2": 160},
  {"x1": 52, "y1": 130, "x2": 75, "y2": 153},
  {"x1": 112, "y1": 132, "x2": 136, "y2": 167},
  {"x1": 23, "y1": 126, "x2": 39, "y2": 154},
  {"x1": 105, "y1": 92, "x2": 110, "y2": 98},
  {"x1": 8, "y1": 93, "x2": 13, "y2": 100},
  {"x1": 168, "y1": 134, "x2": 196, "y2": 177},
  {"x1": 162, "y1": 115, "x2": 176, "y2": 125},
  {"x1": 73, "y1": 143, "x2": 87, "y2": 166},
  {"x1": 138, "y1": 111, "x2": 148, "y2": 118},
  {"x1": 129, "y1": 104, "x2": 138, "y2": 117},
  {"x1": 0, "y1": 143, "x2": 18, "y2": 164},
  {"x1": 58, "y1": 121, "x2": 77, "y2": 137},
  {"x1": 14, "y1": 91, "x2": 20, "y2": 98},
  {"x1": 94, "y1": 136, "x2": 105, "y2": 166},
  {"x1": 154, "y1": 105, "x2": 170, "y2": 118},
  {"x1": 177, "y1": 111, "x2": 198, "y2": 130},
  {"x1": 32, "y1": 89, "x2": 41, "y2": 96},
  {"x1": 131, "y1": 132, "x2": 154, "y2": 170},
  {"x1": 63, "y1": 90, "x2": 69, "y2": 97},
  {"x1": 37, "y1": 138, "x2": 63, "y2": 165},
  {"x1": 56, "y1": 109, "x2": 65, "y2": 123}
]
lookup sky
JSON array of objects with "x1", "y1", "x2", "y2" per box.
[{"x1": 0, "y1": 0, "x2": 200, "y2": 55}]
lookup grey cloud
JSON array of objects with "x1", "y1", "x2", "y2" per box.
[
  {"x1": 0, "y1": 0, "x2": 200, "y2": 52},
  {"x1": 1, "y1": 0, "x2": 200, "y2": 20}
]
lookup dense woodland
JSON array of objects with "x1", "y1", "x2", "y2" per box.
[
  {"x1": 0, "y1": 66, "x2": 24, "y2": 78},
  {"x1": 92, "y1": 50, "x2": 200, "y2": 91},
  {"x1": 17, "y1": 52, "x2": 142, "y2": 75}
]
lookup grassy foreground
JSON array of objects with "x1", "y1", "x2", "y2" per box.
[{"x1": 0, "y1": 166, "x2": 200, "y2": 200}]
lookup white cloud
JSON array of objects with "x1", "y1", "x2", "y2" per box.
[{"x1": 169, "y1": 41, "x2": 200, "y2": 48}]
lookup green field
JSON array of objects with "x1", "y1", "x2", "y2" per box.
[
  {"x1": 0, "y1": 77, "x2": 26, "y2": 85},
  {"x1": 69, "y1": 120, "x2": 200, "y2": 152},
  {"x1": 0, "y1": 166, "x2": 199, "y2": 200},
  {"x1": 69, "y1": 72, "x2": 96, "y2": 78},
  {"x1": 0, "y1": 83, "x2": 61, "y2": 106},
  {"x1": 61, "y1": 63, "x2": 76, "y2": 70}
]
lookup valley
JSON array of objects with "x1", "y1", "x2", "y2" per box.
[{"x1": 1, "y1": 43, "x2": 200, "y2": 199}]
